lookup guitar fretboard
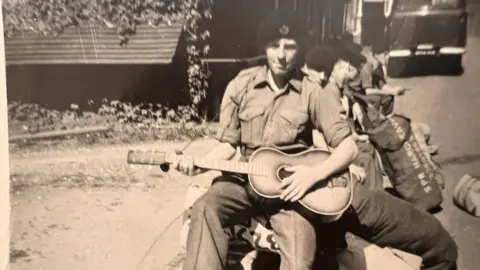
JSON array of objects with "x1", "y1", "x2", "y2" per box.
[
  {"x1": 194, "y1": 158, "x2": 266, "y2": 176},
  {"x1": 127, "y1": 150, "x2": 267, "y2": 176}
]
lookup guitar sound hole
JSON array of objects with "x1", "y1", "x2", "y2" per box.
[{"x1": 277, "y1": 166, "x2": 294, "y2": 181}]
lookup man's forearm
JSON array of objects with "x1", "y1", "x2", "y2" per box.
[
  {"x1": 379, "y1": 83, "x2": 403, "y2": 95},
  {"x1": 204, "y1": 142, "x2": 237, "y2": 160},
  {"x1": 365, "y1": 87, "x2": 395, "y2": 96},
  {"x1": 311, "y1": 136, "x2": 359, "y2": 181},
  {"x1": 196, "y1": 142, "x2": 237, "y2": 174}
]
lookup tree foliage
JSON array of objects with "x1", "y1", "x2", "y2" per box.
[{"x1": 2, "y1": 0, "x2": 213, "y2": 121}]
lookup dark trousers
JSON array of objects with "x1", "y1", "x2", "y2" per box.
[
  {"x1": 184, "y1": 176, "x2": 458, "y2": 270},
  {"x1": 183, "y1": 176, "x2": 317, "y2": 270},
  {"x1": 339, "y1": 183, "x2": 458, "y2": 270},
  {"x1": 353, "y1": 142, "x2": 384, "y2": 191}
]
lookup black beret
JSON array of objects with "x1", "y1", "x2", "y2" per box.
[
  {"x1": 341, "y1": 39, "x2": 364, "y2": 55},
  {"x1": 305, "y1": 45, "x2": 339, "y2": 76},
  {"x1": 323, "y1": 36, "x2": 366, "y2": 69},
  {"x1": 338, "y1": 44, "x2": 366, "y2": 69},
  {"x1": 257, "y1": 8, "x2": 308, "y2": 50},
  {"x1": 339, "y1": 49, "x2": 366, "y2": 69}
]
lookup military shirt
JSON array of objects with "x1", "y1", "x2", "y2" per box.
[{"x1": 215, "y1": 65, "x2": 352, "y2": 159}]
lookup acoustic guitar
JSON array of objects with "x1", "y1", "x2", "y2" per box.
[{"x1": 127, "y1": 147, "x2": 354, "y2": 223}]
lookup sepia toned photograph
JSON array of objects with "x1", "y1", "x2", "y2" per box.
[{"x1": 1, "y1": 0, "x2": 480, "y2": 269}]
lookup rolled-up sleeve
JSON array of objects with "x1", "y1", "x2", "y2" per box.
[
  {"x1": 215, "y1": 78, "x2": 241, "y2": 146},
  {"x1": 308, "y1": 83, "x2": 353, "y2": 148},
  {"x1": 372, "y1": 66, "x2": 387, "y2": 89},
  {"x1": 359, "y1": 62, "x2": 373, "y2": 89}
]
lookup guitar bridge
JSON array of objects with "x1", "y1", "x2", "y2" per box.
[{"x1": 329, "y1": 175, "x2": 350, "y2": 188}]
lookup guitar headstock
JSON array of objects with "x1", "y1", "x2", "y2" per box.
[{"x1": 127, "y1": 149, "x2": 180, "y2": 170}]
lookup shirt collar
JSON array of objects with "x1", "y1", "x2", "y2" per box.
[
  {"x1": 304, "y1": 74, "x2": 329, "y2": 88},
  {"x1": 329, "y1": 76, "x2": 343, "y2": 90},
  {"x1": 253, "y1": 65, "x2": 302, "y2": 93}
]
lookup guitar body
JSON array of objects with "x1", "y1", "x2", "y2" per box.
[{"x1": 248, "y1": 147, "x2": 353, "y2": 223}]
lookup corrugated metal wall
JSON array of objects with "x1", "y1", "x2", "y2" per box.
[{"x1": 4, "y1": 21, "x2": 184, "y2": 65}]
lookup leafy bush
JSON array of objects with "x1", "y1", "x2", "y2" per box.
[
  {"x1": 8, "y1": 100, "x2": 217, "y2": 151},
  {"x1": 3, "y1": 0, "x2": 186, "y2": 42},
  {"x1": 8, "y1": 101, "x2": 62, "y2": 125},
  {"x1": 2, "y1": 0, "x2": 213, "y2": 120}
]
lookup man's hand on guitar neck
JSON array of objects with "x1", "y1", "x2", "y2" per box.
[
  {"x1": 172, "y1": 142, "x2": 237, "y2": 177},
  {"x1": 172, "y1": 154, "x2": 205, "y2": 176}
]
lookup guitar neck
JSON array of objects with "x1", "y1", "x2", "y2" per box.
[
  {"x1": 127, "y1": 150, "x2": 265, "y2": 176},
  {"x1": 193, "y1": 158, "x2": 265, "y2": 176}
]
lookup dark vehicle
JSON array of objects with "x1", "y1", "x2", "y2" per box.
[{"x1": 385, "y1": 0, "x2": 467, "y2": 77}]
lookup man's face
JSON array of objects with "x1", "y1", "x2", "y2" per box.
[
  {"x1": 265, "y1": 38, "x2": 299, "y2": 77},
  {"x1": 334, "y1": 59, "x2": 358, "y2": 84}
]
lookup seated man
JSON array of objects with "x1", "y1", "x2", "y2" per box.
[
  {"x1": 335, "y1": 36, "x2": 406, "y2": 118},
  {"x1": 340, "y1": 38, "x2": 440, "y2": 152},
  {"x1": 303, "y1": 44, "x2": 458, "y2": 270},
  {"x1": 303, "y1": 45, "x2": 384, "y2": 191},
  {"x1": 360, "y1": 46, "x2": 408, "y2": 96},
  {"x1": 176, "y1": 9, "x2": 359, "y2": 270}
]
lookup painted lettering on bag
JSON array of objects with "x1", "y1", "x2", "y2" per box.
[
  {"x1": 227, "y1": 222, "x2": 280, "y2": 252},
  {"x1": 183, "y1": 216, "x2": 279, "y2": 253},
  {"x1": 389, "y1": 117, "x2": 433, "y2": 194},
  {"x1": 404, "y1": 141, "x2": 421, "y2": 169},
  {"x1": 266, "y1": 234, "x2": 279, "y2": 251},
  {"x1": 409, "y1": 136, "x2": 433, "y2": 173},
  {"x1": 409, "y1": 135, "x2": 436, "y2": 194},
  {"x1": 388, "y1": 117, "x2": 406, "y2": 141}
]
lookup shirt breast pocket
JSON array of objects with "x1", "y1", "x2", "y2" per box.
[
  {"x1": 238, "y1": 106, "x2": 265, "y2": 146},
  {"x1": 273, "y1": 110, "x2": 309, "y2": 145}
]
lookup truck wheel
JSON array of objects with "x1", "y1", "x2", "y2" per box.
[{"x1": 386, "y1": 57, "x2": 409, "y2": 78}]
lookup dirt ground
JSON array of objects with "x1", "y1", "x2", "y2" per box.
[{"x1": 9, "y1": 139, "x2": 217, "y2": 270}]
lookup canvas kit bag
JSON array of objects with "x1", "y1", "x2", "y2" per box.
[{"x1": 350, "y1": 92, "x2": 444, "y2": 212}]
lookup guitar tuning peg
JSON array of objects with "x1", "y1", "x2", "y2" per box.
[{"x1": 160, "y1": 164, "x2": 170, "y2": 172}]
